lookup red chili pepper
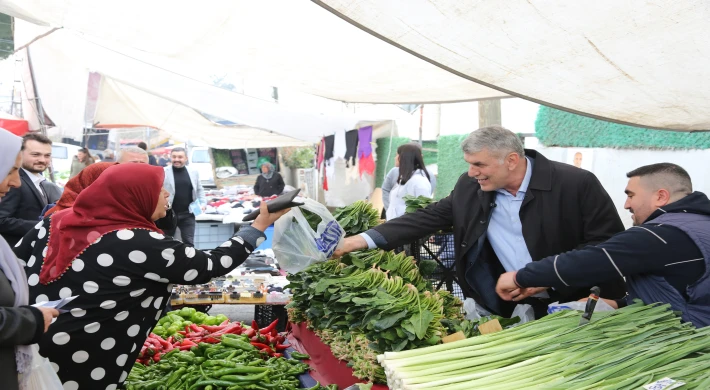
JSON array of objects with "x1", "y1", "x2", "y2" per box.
[
  {"x1": 153, "y1": 353, "x2": 161, "y2": 362},
  {"x1": 202, "y1": 324, "x2": 228, "y2": 333},
  {"x1": 244, "y1": 328, "x2": 256, "y2": 338},
  {"x1": 251, "y1": 320, "x2": 259, "y2": 332},
  {"x1": 275, "y1": 344, "x2": 290, "y2": 351},
  {"x1": 226, "y1": 326, "x2": 243, "y2": 335},
  {"x1": 180, "y1": 339, "x2": 197, "y2": 347},
  {"x1": 156, "y1": 337, "x2": 172, "y2": 350},
  {"x1": 203, "y1": 337, "x2": 221, "y2": 344},
  {"x1": 259, "y1": 347, "x2": 273, "y2": 357},
  {"x1": 178, "y1": 331, "x2": 187, "y2": 335},
  {"x1": 271, "y1": 328, "x2": 278, "y2": 338},
  {"x1": 178, "y1": 345, "x2": 193, "y2": 351},
  {"x1": 272, "y1": 353, "x2": 283, "y2": 358},
  {"x1": 250, "y1": 342, "x2": 273, "y2": 351},
  {"x1": 167, "y1": 336, "x2": 174, "y2": 344},
  {"x1": 259, "y1": 319, "x2": 279, "y2": 335}
]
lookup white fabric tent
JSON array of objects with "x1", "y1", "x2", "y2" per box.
[
  {"x1": 4, "y1": 0, "x2": 505, "y2": 104},
  {"x1": 4, "y1": 0, "x2": 708, "y2": 131},
  {"x1": 15, "y1": 22, "x2": 364, "y2": 143},
  {"x1": 316, "y1": 0, "x2": 710, "y2": 130},
  {"x1": 96, "y1": 78, "x2": 312, "y2": 148}
]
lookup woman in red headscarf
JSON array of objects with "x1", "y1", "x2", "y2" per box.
[
  {"x1": 14, "y1": 164, "x2": 287, "y2": 390},
  {"x1": 44, "y1": 162, "x2": 117, "y2": 216}
]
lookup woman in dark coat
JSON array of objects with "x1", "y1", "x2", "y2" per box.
[
  {"x1": 253, "y1": 162, "x2": 285, "y2": 197},
  {"x1": 16, "y1": 163, "x2": 287, "y2": 390},
  {"x1": 0, "y1": 130, "x2": 58, "y2": 390}
]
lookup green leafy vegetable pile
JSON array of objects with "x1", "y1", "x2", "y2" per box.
[
  {"x1": 403, "y1": 195, "x2": 435, "y2": 214},
  {"x1": 380, "y1": 301, "x2": 710, "y2": 389},
  {"x1": 332, "y1": 201, "x2": 380, "y2": 236},
  {"x1": 286, "y1": 250, "x2": 463, "y2": 383}
]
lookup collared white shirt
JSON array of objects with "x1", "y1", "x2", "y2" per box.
[{"x1": 22, "y1": 168, "x2": 46, "y2": 195}]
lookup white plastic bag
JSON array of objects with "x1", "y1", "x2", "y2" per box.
[
  {"x1": 547, "y1": 299, "x2": 615, "y2": 314},
  {"x1": 273, "y1": 198, "x2": 345, "y2": 273},
  {"x1": 463, "y1": 298, "x2": 492, "y2": 321},
  {"x1": 511, "y1": 304, "x2": 535, "y2": 324},
  {"x1": 21, "y1": 345, "x2": 63, "y2": 390}
]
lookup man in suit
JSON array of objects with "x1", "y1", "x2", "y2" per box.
[
  {"x1": 163, "y1": 147, "x2": 205, "y2": 246},
  {"x1": 0, "y1": 132, "x2": 62, "y2": 246},
  {"x1": 335, "y1": 126, "x2": 626, "y2": 319}
]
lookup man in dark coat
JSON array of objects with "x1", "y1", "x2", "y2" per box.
[
  {"x1": 336, "y1": 126, "x2": 626, "y2": 318},
  {"x1": 0, "y1": 133, "x2": 62, "y2": 246}
]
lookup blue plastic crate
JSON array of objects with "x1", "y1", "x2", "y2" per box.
[{"x1": 257, "y1": 225, "x2": 274, "y2": 250}]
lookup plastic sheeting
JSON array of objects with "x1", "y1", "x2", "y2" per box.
[
  {"x1": 13, "y1": 22, "x2": 362, "y2": 144},
  {"x1": 316, "y1": 0, "x2": 710, "y2": 130},
  {"x1": 3, "y1": 0, "x2": 506, "y2": 104},
  {"x1": 96, "y1": 78, "x2": 312, "y2": 148}
]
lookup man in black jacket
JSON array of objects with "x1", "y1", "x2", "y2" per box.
[
  {"x1": 336, "y1": 126, "x2": 626, "y2": 318},
  {"x1": 0, "y1": 133, "x2": 62, "y2": 246}
]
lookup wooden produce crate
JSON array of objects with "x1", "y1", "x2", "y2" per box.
[
  {"x1": 224, "y1": 292, "x2": 266, "y2": 304},
  {"x1": 170, "y1": 292, "x2": 184, "y2": 306}
]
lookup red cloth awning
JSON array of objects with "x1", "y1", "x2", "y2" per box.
[
  {"x1": 288, "y1": 322, "x2": 389, "y2": 389},
  {"x1": 0, "y1": 116, "x2": 30, "y2": 136}
]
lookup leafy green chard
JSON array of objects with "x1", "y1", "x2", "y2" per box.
[
  {"x1": 286, "y1": 250, "x2": 463, "y2": 383},
  {"x1": 403, "y1": 195, "x2": 435, "y2": 214},
  {"x1": 332, "y1": 201, "x2": 381, "y2": 236}
]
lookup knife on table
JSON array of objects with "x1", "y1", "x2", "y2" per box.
[{"x1": 578, "y1": 286, "x2": 601, "y2": 326}]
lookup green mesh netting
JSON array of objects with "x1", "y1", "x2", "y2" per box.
[
  {"x1": 435, "y1": 135, "x2": 469, "y2": 200},
  {"x1": 536, "y1": 106, "x2": 710, "y2": 149},
  {"x1": 422, "y1": 140, "x2": 438, "y2": 166},
  {"x1": 375, "y1": 137, "x2": 410, "y2": 187}
]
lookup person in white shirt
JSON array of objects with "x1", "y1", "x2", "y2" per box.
[{"x1": 386, "y1": 143, "x2": 433, "y2": 220}]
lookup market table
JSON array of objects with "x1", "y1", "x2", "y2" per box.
[{"x1": 287, "y1": 322, "x2": 389, "y2": 390}]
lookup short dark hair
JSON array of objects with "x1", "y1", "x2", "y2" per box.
[
  {"x1": 137, "y1": 142, "x2": 148, "y2": 150},
  {"x1": 171, "y1": 147, "x2": 187, "y2": 156},
  {"x1": 21, "y1": 132, "x2": 52, "y2": 150},
  {"x1": 627, "y1": 163, "x2": 693, "y2": 195}
]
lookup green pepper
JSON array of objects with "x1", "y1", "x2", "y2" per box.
[
  {"x1": 220, "y1": 337, "x2": 255, "y2": 352},
  {"x1": 175, "y1": 353, "x2": 195, "y2": 363},
  {"x1": 189, "y1": 380, "x2": 241, "y2": 390},
  {"x1": 289, "y1": 352, "x2": 310, "y2": 360},
  {"x1": 220, "y1": 371, "x2": 270, "y2": 383},
  {"x1": 212, "y1": 366, "x2": 269, "y2": 377}
]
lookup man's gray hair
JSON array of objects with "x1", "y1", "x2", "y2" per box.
[
  {"x1": 461, "y1": 125, "x2": 525, "y2": 158},
  {"x1": 626, "y1": 163, "x2": 693, "y2": 198},
  {"x1": 118, "y1": 146, "x2": 148, "y2": 160}
]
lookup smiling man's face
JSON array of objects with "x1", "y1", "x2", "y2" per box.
[{"x1": 464, "y1": 149, "x2": 515, "y2": 192}]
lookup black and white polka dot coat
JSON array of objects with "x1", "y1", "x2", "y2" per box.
[{"x1": 15, "y1": 219, "x2": 264, "y2": 390}]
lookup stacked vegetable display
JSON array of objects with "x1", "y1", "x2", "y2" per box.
[
  {"x1": 152, "y1": 308, "x2": 229, "y2": 338},
  {"x1": 140, "y1": 316, "x2": 288, "y2": 365},
  {"x1": 286, "y1": 250, "x2": 463, "y2": 383},
  {"x1": 332, "y1": 201, "x2": 380, "y2": 236},
  {"x1": 127, "y1": 333, "x2": 332, "y2": 390},
  {"x1": 379, "y1": 302, "x2": 710, "y2": 389}
]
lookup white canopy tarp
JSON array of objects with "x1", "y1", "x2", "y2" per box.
[
  {"x1": 316, "y1": 0, "x2": 710, "y2": 130},
  {"x1": 5, "y1": 1, "x2": 708, "y2": 130},
  {"x1": 96, "y1": 78, "x2": 312, "y2": 148},
  {"x1": 15, "y1": 22, "x2": 370, "y2": 144},
  {"x1": 4, "y1": 0, "x2": 506, "y2": 104}
]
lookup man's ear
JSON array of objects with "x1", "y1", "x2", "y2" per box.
[
  {"x1": 656, "y1": 188, "x2": 672, "y2": 206},
  {"x1": 506, "y1": 152, "x2": 520, "y2": 170}
]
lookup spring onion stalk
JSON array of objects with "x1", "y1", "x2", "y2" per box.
[{"x1": 380, "y1": 302, "x2": 710, "y2": 390}]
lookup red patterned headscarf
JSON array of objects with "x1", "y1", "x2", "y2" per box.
[
  {"x1": 40, "y1": 164, "x2": 164, "y2": 284},
  {"x1": 44, "y1": 162, "x2": 118, "y2": 216}
]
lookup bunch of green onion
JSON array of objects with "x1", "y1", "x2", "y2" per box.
[{"x1": 379, "y1": 302, "x2": 710, "y2": 389}]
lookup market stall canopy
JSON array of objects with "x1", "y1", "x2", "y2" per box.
[
  {"x1": 0, "y1": 112, "x2": 29, "y2": 135},
  {"x1": 315, "y1": 0, "x2": 710, "y2": 131},
  {"x1": 96, "y1": 77, "x2": 313, "y2": 148},
  {"x1": 3, "y1": 0, "x2": 506, "y2": 105},
  {"x1": 13, "y1": 22, "x2": 362, "y2": 144}
]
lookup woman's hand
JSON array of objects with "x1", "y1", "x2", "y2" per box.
[
  {"x1": 38, "y1": 307, "x2": 59, "y2": 332},
  {"x1": 252, "y1": 201, "x2": 290, "y2": 231}
]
